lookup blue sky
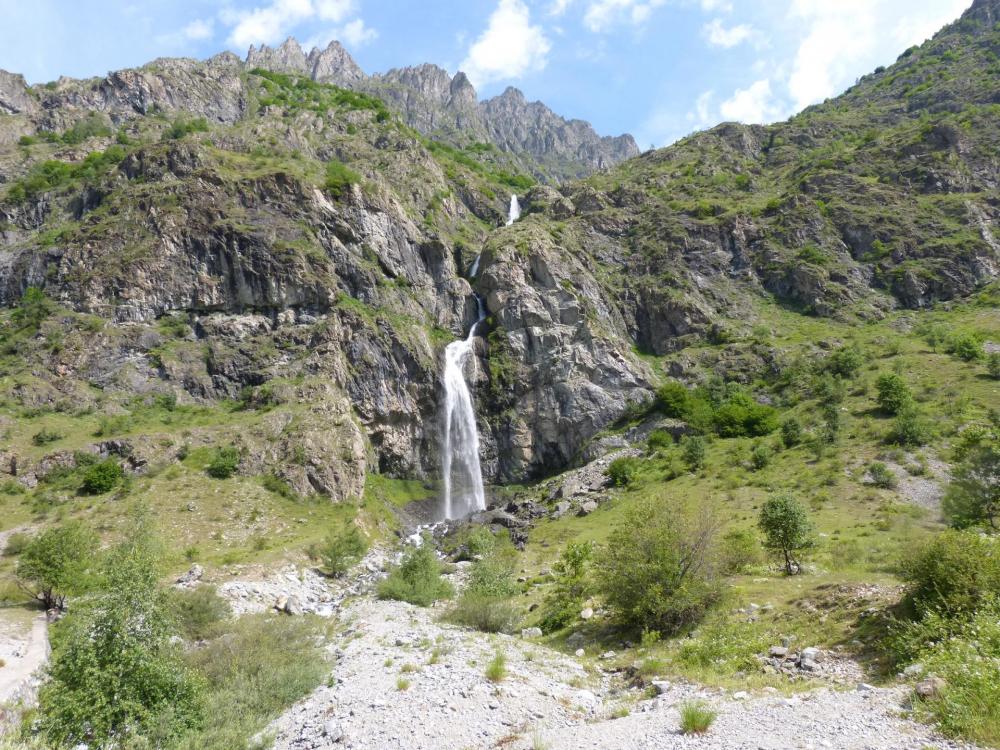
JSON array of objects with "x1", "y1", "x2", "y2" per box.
[{"x1": 0, "y1": 0, "x2": 973, "y2": 147}]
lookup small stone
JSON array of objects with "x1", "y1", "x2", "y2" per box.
[
  {"x1": 284, "y1": 595, "x2": 303, "y2": 615},
  {"x1": 577, "y1": 501, "x2": 599, "y2": 516},
  {"x1": 856, "y1": 683, "x2": 875, "y2": 693},
  {"x1": 521, "y1": 627, "x2": 543, "y2": 639},
  {"x1": 323, "y1": 719, "x2": 343, "y2": 742},
  {"x1": 579, "y1": 607, "x2": 594, "y2": 620},
  {"x1": 915, "y1": 677, "x2": 946, "y2": 698},
  {"x1": 600, "y1": 651, "x2": 616, "y2": 660},
  {"x1": 651, "y1": 680, "x2": 671, "y2": 695},
  {"x1": 768, "y1": 646, "x2": 788, "y2": 658},
  {"x1": 801, "y1": 647, "x2": 821, "y2": 662},
  {"x1": 733, "y1": 691, "x2": 749, "y2": 701},
  {"x1": 902, "y1": 663, "x2": 924, "y2": 678},
  {"x1": 574, "y1": 648, "x2": 585, "y2": 657},
  {"x1": 176, "y1": 564, "x2": 203, "y2": 585},
  {"x1": 274, "y1": 595, "x2": 288, "y2": 612}
]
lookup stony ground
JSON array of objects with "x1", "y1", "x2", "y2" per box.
[{"x1": 209, "y1": 550, "x2": 984, "y2": 750}]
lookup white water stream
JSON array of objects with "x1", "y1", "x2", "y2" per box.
[{"x1": 441, "y1": 195, "x2": 520, "y2": 520}]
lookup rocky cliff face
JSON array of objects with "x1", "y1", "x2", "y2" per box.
[{"x1": 0, "y1": 4, "x2": 997, "y2": 505}]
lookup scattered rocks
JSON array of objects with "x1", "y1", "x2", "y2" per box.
[
  {"x1": 175, "y1": 564, "x2": 203, "y2": 587},
  {"x1": 521, "y1": 627, "x2": 543, "y2": 639},
  {"x1": 915, "y1": 677, "x2": 947, "y2": 699}
]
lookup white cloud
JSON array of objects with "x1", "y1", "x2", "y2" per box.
[
  {"x1": 335, "y1": 18, "x2": 377, "y2": 46},
  {"x1": 548, "y1": 0, "x2": 575, "y2": 16},
  {"x1": 691, "y1": 89, "x2": 714, "y2": 125},
  {"x1": 719, "y1": 78, "x2": 781, "y2": 123},
  {"x1": 460, "y1": 0, "x2": 551, "y2": 88},
  {"x1": 583, "y1": 0, "x2": 666, "y2": 32},
  {"x1": 223, "y1": 0, "x2": 374, "y2": 49},
  {"x1": 784, "y1": 0, "x2": 968, "y2": 112},
  {"x1": 699, "y1": 0, "x2": 733, "y2": 12},
  {"x1": 702, "y1": 18, "x2": 754, "y2": 48},
  {"x1": 183, "y1": 18, "x2": 214, "y2": 41}
]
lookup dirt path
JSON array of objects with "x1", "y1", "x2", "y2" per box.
[{"x1": 0, "y1": 612, "x2": 49, "y2": 706}]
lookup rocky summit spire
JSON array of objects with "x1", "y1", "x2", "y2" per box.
[{"x1": 308, "y1": 41, "x2": 366, "y2": 86}]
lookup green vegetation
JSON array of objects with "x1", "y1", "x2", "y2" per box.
[
  {"x1": 596, "y1": 497, "x2": 721, "y2": 634},
  {"x1": 538, "y1": 542, "x2": 592, "y2": 633},
  {"x1": 606, "y1": 456, "x2": 639, "y2": 487},
  {"x1": 758, "y1": 495, "x2": 814, "y2": 575},
  {"x1": 484, "y1": 650, "x2": 507, "y2": 683},
  {"x1": 315, "y1": 522, "x2": 368, "y2": 577},
  {"x1": 164, "y1": 117, "x2": 210, "y2": 140},
  {"x1": 448, "y1": 532, "x2": 520, "y2": 633},
  {"x1": 324, "y1": 160, "x2": 362, "y2": 198},
  {"x1": 80, "y1": 459, "x2": 125, "y2": 495},
  {"x1": 678, "y1": 702, "x2": 717, "y2": 734},
  {"x1": 875, "y1": 372, "x2": 913, "y2": 415},
  {"x1": 4, "y1": 145, "x2": 126, "y2": 204},
  {"x1": 942, "y1": 444, "x2": 999, "y2": 530},
  {"x1": 378, "y1": 540, "x2": 454, "y2": 606},
  {"x1": 15, "y1": 521, "x2": 98, "y2": 610},
  {"x1": 206, "y1": 446, "x2": 240, "y2": 479}
]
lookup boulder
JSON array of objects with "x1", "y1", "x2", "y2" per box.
[
  {"x1": 521, "y1": 627, "x2": 543, "y2": 639},
  {"x1": 915, "y1": 677, "x2": 946, "y2": 699}
]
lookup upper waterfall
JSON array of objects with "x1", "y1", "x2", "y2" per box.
[{"x1": 506, "y1": 194, "x2": 521, "y2": 226}]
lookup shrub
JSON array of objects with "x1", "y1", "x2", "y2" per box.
[
  {"x1": 35, "y1": 526, "x2": 203, "y2": 747},
  {"x1": 656, "y1": 381, "x2": 691, "y2": 418},
  {"x1": 889, "y1": 405, "x2": 932, "y2": 447},
  {"x1": 3, "y1": 532, "x2": 30, "y2": 557},
  {"x1": 827, "y1": 344, "x2": 865, "y2": 378},
  {"x1": 449, "y1": 536, "x2": 520, "y2": 633},
  {"x1": 61, "y1": 113, "x2": 112, "y2": 144},
  {"x1": 712, "y1": 392, "x2": 778, "y2": 438},
  {"x1": 164, "y1": 117, "x2": 210, "y2": 140},
  {"x1": 15, "y1": 521, "x2": 98, "y2": 610},
  {"x1": 80, "y1": 459, "x2": 124, "y2": 494},
  {"x1": 180, "y1": 614, "x2": 329, "y2": 749},
  {"x1": 166, "y1": 585, "x2": 231, "y2": 641},
  {"x1": 987, "y1": 352, "x2": 1000, "y2": 380},
  {"x1": 316, "y1": 523, "x2": 368, "y2": 577},
  {"x1": 780, "y1": 417, "x2": 803, "y2": 448},
  {"x1": 596, "y1": 498, "x2": 721, "y2": 633},
  {"x1": 206, "y1": 446, "x2": 240, "y2": 479},
  {"x1": 679, "y1": 702, "x2": 717, "y2": 734},
  {"x1": 485, "y1": 650, "x2": 507, "y2": 682},
  {"x1": 12, "y1": 287, "x2": 51, "y2": 331},
  {"x1": 942, "y1": 444, "x2": 999, "y2": 531},
  {"x1": 324, "y1": 160, "x2": 361, "y2": 198},
  {"x1": 681, "y1": 435, "x2": 706, "y2": 471},
  {"x1": 869, "y1": 462, "x2": 898, "y2": 489},
  {"x1": 758, "y1": 494, "x2": 814, "y2": 575},
  {"x1": 31, "y1": 428, "x2": 63, "y2": 446},
  {"x1": 946, "y1": 332, "x2": 983, "y2": 362},
  {"x1": 891, "y1": 599, "x2": 1000, "y2": 745},
  {"x1": 750, "y1": 442, "x2": 771, "y2": 471},
  {"x1": 647, "y1": 429, "x2": 674, "y2": 452},
  {"x1": 900, "y1": 530, "x2": 1000, "y2": 618},
  {"x1": 378, "y1": 540, "x2": 453, "y2": 606},
  {"x1": 718, "y1": 528, "x2": 762, "y2": 575},
  {"x1": 875, "y1": 373, "x2": 912, "y2": 415},
  {"x1": 538, "y1": 542, "x2": 592, "y2": 633},
  {"x1": 607, "y1": 456, "x2": 640, "y2": 487}
]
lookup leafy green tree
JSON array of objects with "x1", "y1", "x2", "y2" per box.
[
  {"x1": 712, "y1": 392, "x2": 778, "y2": 438},
  {"x1": 36, "y1": 519, "x2": 203, "y2": 747},
  {"x1": 889, "y1": 405, "x2": 932, "y2": 447},
  {"x1": 947, "y1": 333, "x2": 983, "y2": 362},
  {"x1": 206, "y1": 446, "x2": 240, "y2": 479},
  {"x1": 875, "y1": 373, "x2": 912, "y2": 415},
  {"x1": 758, "y1": 495, "x2": 814, "y2": 575},
  {"x1": 681, "y1": 435, "x2": 706, "y2": 471},
  {"x1": 378, "y1": 539, "x2": 453, "y2": 606},
  {"x1": 750, "y1": 442, "x2": 771, "y2": 471},
  {"x1": 539, "y1": 542, "x2": 593, "y2": 633},
  {"x1": 316, "y1": 523, "x2": 368, "y2": 577},
  {"x1": 11, "y1": 286, "x2": 51, "y2": 330},
  {"x1": 80, "y1": 459, "x2": 124, "y2": 494},
  {"x1": 900, "y1": 529, "x2": 1000, "y2": 617},
  {"x1": 943, "y1": 444, "x2": 1000, "y2": 531},
  {"x1": 781, "y1": 417, "x2": 803, "y2": 448},
  {"x1": 16, "y1": 522, "x2": 98, "y2": 610},
  {"x1": 827, "y1": 344, "x2": 865, "y2": 378},
  {"x1": 656, "y1": 381, "x2": 691, "y2": 418},
  {"x1": 987, "y1": 352, "x2": 1000, "y2": 380},
  {"x1": 607, "y1": 456, "x2": 640, "y2": 487},
  {"x1": 596, "y1": 498, "x2": 721, "y2": 633}
]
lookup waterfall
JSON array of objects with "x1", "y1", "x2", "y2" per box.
[
  {"x1": 506, "y1": 194, "x2": 521, "y2": 226},
  {"x1": 441, "y1": 297, "x2": 487, "y2": 520}
]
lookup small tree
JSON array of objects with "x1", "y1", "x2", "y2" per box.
[
  {"x1": 827, "y1": 344, "x2": 865, "y2": 379},
  {"x1": 378, "y1": 539, "x2": 453, "y2": 606},
  {"x1": 875, "y1": 373, "x2": 912, "y2": 415},
  {"x1": 596, "y1": 498, "x2": 721, "y2": 633},
  {"x1": 781, "y1": 417, "x2": 803, "y2": 448},
  {"x1": 607, "y1": 456, "x2": 640, "y2": 487},
  {"x1": 539, "y1": 541, "x2": 593, "y2": 633},
  {"x1": 758, "y1": 495, "x2": 814, "y2": 575},
  {"x1": 942, "y1": 444, "x2": 1000, "y2": 531},
  {"x1": 16, "y1": 522, "x2": 98, "y2": 610},
  {"x1": 987, "y1": 352, "x2": 1000, "y2": 380},
  {"x1": 206, "y1": 445, "x2": 240, "y2": 479},
  {"x1": 36, "y1": 519, "x2": 203, "y2": 747},
  {"x1": 80, "y1": 459, "x2": 124, "y2": 495},
  {"x1": 681, "y1": 435, "x2": 706, "y2": 471},
  {"x1": 316, "y1": 523, "x2": 368, "y2": 577}
]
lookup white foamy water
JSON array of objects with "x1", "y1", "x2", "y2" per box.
[
  {"x1": 441, "y1": 297, "x2": 487, "y2": 520},
  {"x1": 506, "y1": 194, "x2": 521, "y2": 226}
]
